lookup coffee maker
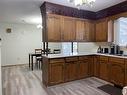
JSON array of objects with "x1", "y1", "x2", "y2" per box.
[{"x1": 110, "y1": 44, "x2": 120, "y2": 54}]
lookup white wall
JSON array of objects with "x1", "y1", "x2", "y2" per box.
[
  {"x1": 0, "y1": 23, "x2": 42, "y2": 66},
  {"x1": 0, "y1": 35, "x2": 2, "y2": 95}
]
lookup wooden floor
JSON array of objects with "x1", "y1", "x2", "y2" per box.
[{"x1": 2, "y1": 66, "x2": 110, "y2": 95}]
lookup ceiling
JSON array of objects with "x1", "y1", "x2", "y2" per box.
[{"x1": 0, "y1": 0, "x2": 126, "y2": 25}]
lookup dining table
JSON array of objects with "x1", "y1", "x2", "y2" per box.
[{"x1": 29, "y1": 53, "x2": 42, "y2": 70}]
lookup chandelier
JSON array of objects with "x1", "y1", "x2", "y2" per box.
[{"x1": 68, "y1": 0, "x2": 96, "y2": 7}]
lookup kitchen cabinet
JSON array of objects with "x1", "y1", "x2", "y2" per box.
[
  {"x1": 99, "y1": 56, "x2": 109, "y2": 81},
  {"x1": 61, "y1": 16, "x2": 76, "y2": 41},
  {"x1": 95, "y1": 18, "x2": 108, "y2": 42},
  {"x1": 95, "y1": 18, "x2": 114, "y2": 42},
  {"x1": 49, "y1": 59, "x2": 65, "y2": 85},
  {"x1": 125, "y1": 60, "x2": 127, "y2": 86},
  {"x1": 65, "y1": 57, "x2": 78, "y2": 81},
  {"x1": 47, "y1": 14, "x2": 61, "y2": 41},
  {"x1": 43, "y1": 13, "x2": 114, "y2": 42},
  {"x1": 76, "y1": 19, "x2": 85, "y2": 41},
  {"x1": 88, "y1": 56, "x2": 94, "y2": 76},
  {"x1": 44, "y1": 14, "x2": 96, "y2": 42},
  {"x1": 93, "y1": 56, "x2": 100, "y2": 77},
  {"x1": 76, "y1": 19, "x2": 95, "y2": 42},
  {"x1": 84, "y1": 20, "x2": 95, "y2": 42},
  {"x1": 42, "y1": 55, "x2": 127, "y2": 87},
  {"x1": 78, "y1": 56, "x2": 89, "y2": 79},
  {"x1": 125, "y1": 59, "x2": 127, "y2": 86},
  {"x1": 109, "y1": 57, "x2": 125, "y2": 86}
]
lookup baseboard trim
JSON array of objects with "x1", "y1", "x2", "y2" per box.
[{"x1": 2, "y1": 63, "x2": 28, "y2": 67}]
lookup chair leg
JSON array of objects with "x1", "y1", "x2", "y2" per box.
[
  {"x1": 39, "y1": 61, "x2": 40, "y2": 69},
  {"x1": 35, "y1": 58, "x2": 37, "y2": 69}
]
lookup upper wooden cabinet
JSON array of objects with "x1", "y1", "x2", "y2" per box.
[
  {"x1": 61, "y1": 17, "x2": 76, "y2": 41},
  {"x1": 47, "y1": 14, "x2": 61, "y2": 41},
  {"x1": 84, "y1": 20, "x2": 95, "y2": 42},
  {"x1": 44, "y1": 14, "x2": 113, "y2": 42},
  {"x1": 76, "y1": 20, "x2": 85, "y2": 41},
  {"x1": 95, "y1": 18, "x2": 113, "y2": 42},
  {"x1": 95, "y1": 19, "x2": 108, "y2": 42},
  {"x1": 76, "y1": 19, "x2": 95, "y2": 42}
]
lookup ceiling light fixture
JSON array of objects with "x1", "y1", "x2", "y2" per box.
[{"x1": 68, "y1": 0, "x2": 96, "y2": 7}]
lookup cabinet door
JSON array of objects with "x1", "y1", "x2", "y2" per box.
[
  {"x1": 95, "y1": 19, "x2": 108, "y2": 42},
  {"x1": 49, "y1": 63, "x2": 64, "y2": 85},
  {"x1": 76, "y1": 20, "x2": 85, "y2": 41},
  {"x1": 61, "y1": 17, "x2": 76, "y2": 41},
  {"x1": 99, "y1": 61, "x2": 109, "y2": 81},
  {"x1": 84, "y1": 20, "x2": 95, "y2": 42},
  {"x1": 76, "y1": 20, "x2": 95, "y2": 42},
  {"x1": 93, "y1": 56, "x2": 100, "y2": 77},
  {"x1": 78, "y1": 61, "x2": 89, "y2": 79},
  {"x1": 88, "y1": 56, "x2": 94, "y2": 76},
  {"x1": 109, "y1": 63, "x2": 125, "y2": 86},
  {"x1": 65, "y1": 62, "x2": 77, "y2": 81},
  {"x1": 125, "y1": 61, "x2": 127, "y2": 86},
  {"x1": 47, "y1": 14, "x2": 61, "y2": 41}
]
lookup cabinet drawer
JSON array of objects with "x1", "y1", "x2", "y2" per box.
[
  {"x1": 100, "y1": 56, "x2": 108, "y2": 62},
  {"x1": 65, "y1": 57, "x2": 78, "y2": 62},
  {"x1": 50, "y1": 59, "x2": 65, "y2": 64},
  {"x1": 78, "y1": 56, "x2": 88, "y2": 61},
  {"x1": 109, "y1": 57, "x2": 124, "y2": 64}
]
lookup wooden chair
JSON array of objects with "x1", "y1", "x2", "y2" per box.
[
  {"x1": 35, "y1": 49, "x2": 43, "y2": 69},
  {"x1": 53, "y1": 49, "x2": 61, "y2": 54}
]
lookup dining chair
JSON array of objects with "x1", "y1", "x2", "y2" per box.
[
  {"x1": 35, "y1": 49, "x2": 43, "y2": 69},
  {"x1": 53, "y1": 49, "x2": 61, "y2": 54}
]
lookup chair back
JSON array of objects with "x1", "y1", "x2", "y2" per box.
[
  {"x1": 53, "y1": 49, "x2": 61, "y2": 54},
  {"x1": 35, "y1": 49, "x2": 42, "y2": 54}
]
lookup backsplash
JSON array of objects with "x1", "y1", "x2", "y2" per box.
[{"x1": 45, "y1": 42, "x2": 111, "y2": 53}]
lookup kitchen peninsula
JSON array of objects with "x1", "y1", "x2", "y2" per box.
[{"x1": 42, "y1": 53, "x2": 127, "y2": 87}]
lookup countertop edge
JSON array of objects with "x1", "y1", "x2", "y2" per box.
[{"x1": 42, "y1": 53, "x2": 127, "y2": 59}]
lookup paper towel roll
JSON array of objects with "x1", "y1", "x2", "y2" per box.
[{"x1": 122, "y1": 86, "x2": 127, "y2": 95}]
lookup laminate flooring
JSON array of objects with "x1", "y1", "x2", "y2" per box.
[{"x1": 2, "y1": 66, "x2": 111, "y2": 95}]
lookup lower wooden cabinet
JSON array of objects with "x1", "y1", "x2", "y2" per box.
[
  {"x1": 88, "y1": 56, "x2": 94, "y2": 76},
  {"x1": 125, "y1": 60, "x2": 127, "y2": 85},
  {"x1": 99, "y1": 56, "x2": 109, "y2": 81},
  {"x1": 109, "y1": 58, "x2": 125, "y2": 86},
  {"x1": 65, "y1": 62, "x2": 78, "y2": 81},
  {"x1": 78, "y1": 57, "x2": 89, "y2": 79},
  {"x1": 49, "y1": 59, "x2": 65, "y2": 85},
  {"x1": 43, "y1": 55, "x2": 127, "y2": 87},
  {"x1": 93, "y1": 56, "x2": 100, "y2": 77}
]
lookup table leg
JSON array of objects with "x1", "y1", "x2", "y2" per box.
[
  {"x1": 31, "y1": 55, "x2": 33, "y2": 70},
  {"x1": 29, "y1": 54, "x2": 30, "y2": 68}
]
